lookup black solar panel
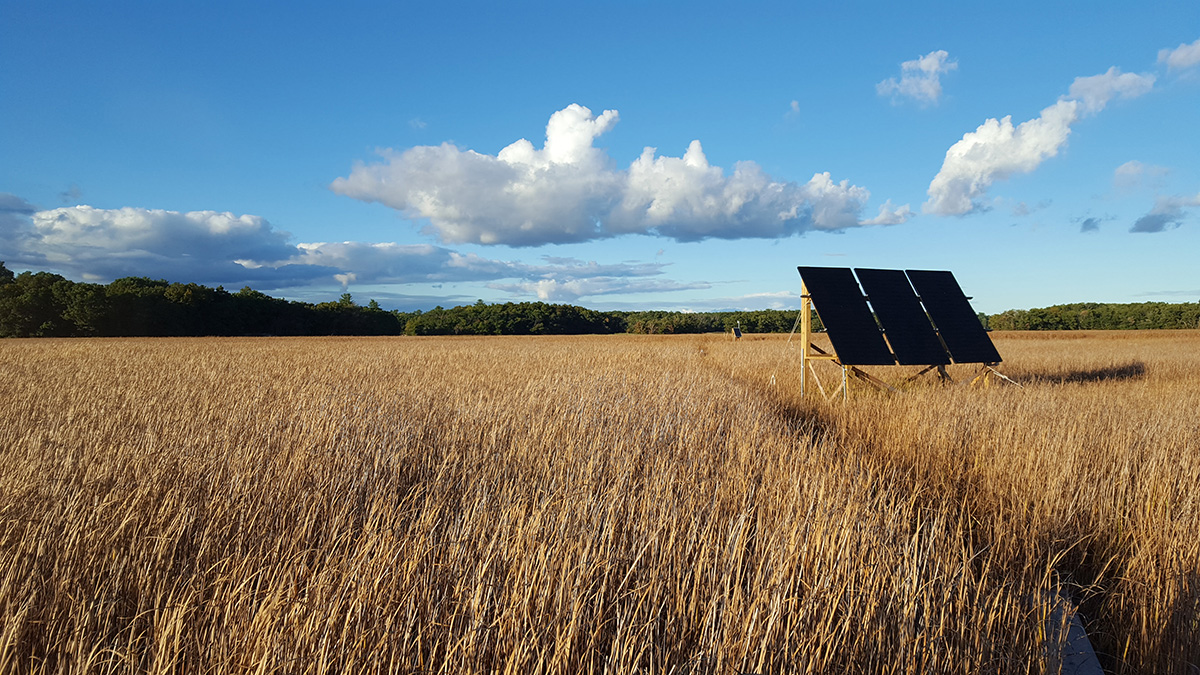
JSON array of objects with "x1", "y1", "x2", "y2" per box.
[
  {"x1": 906, "y1": 270, "x2": 1002, "y2": 364},
  {"x1": 797, "y1": 267, "x2": 895, "y2": 365},
  {"x1": 855, "y1": 268, "x2": 950, "y2": 366}
]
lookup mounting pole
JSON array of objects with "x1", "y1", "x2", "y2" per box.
[
  {"x1": 799, "y1": 281, "x2": 842, "y2": 399},
  {"x1": 800, "y1": 282, "x2": 809, "y2": 397}
]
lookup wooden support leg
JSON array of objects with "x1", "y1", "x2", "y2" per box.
[
  {"x1": 970, "y1": 364, "x2": 1023, "y2": 388},
  {"x1": 808, "y1": 361, "x2": 828, "y2": 399},
  {"x1": 906, "y1": 364, "x2": 938, "y2": 382},
  {"x1": 848, "y1": 365, "x2": 899, "y2": 393}
]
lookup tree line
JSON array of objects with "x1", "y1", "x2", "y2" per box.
[
  {"x1": 0, "y1": 262, "x2": 819, "y2": 338},
  {"x1": 987, "y1": 302, "x2": 1200, "y2": 331},
  {"x1": 3, "y1": 262, "x2": 1196, "y2": 338},
  {"x1": 0, "y1": 265, "x2": 397, "y2": 338}
]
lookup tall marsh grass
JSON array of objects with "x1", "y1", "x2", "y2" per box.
[{"x1": 1, "y1": 331, "x2": 1197, "y2": 673}]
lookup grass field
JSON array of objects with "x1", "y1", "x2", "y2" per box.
[{"x1": 1, "y1": 331, "x2": 1197, "y2": 673}]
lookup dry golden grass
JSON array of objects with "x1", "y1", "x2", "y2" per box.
[{"x1": 0, "y1": 331, "x2": 1197, "y2": 673}]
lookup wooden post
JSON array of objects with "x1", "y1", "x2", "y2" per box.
[
  {"x1": 799, "y1": 282, "x2": 846, "y2": 399},
  {"x1": 801, "y1": 282, "x2": 810, "y2": 397}
]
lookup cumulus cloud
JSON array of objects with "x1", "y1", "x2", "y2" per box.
[
  {"x1": 1079, "y1": 216, "x2": 1102, "y2": 233},
  {"x1": 1130, "y1": 192, "x2": 1200, "y2": 233},
  {"x1": 925, "y1": 59, "x2": 1157, "y2": 216},
  {"x1": 861, "y1": 200, "x2": 915, "y2": 225},
  {"x1": 0, "y1": 198, "x2": 695, "y2": 301},
  {"x1": 1158, "y1": 37, "x2": 1200, "y2": 70},
  {"x1": 8, "y1": 204, "x2": 313, "y2": 285},
  {"x1": 1067, "y1": 67, "x2": 1155, "y2": 114},
  {"x1": 924, "y1": 100, "x2": 1079, "y2": 215},
  {"x1": 331, "y1": 104, "x2": 909, "y2": 246},
  {"x1": 32, "y1": 206, "x2": 296, "y2": 261},
  {"x1": 876, "y1": 50, "x2": 957, "y2": 105}
]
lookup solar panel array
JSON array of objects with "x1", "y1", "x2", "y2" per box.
[
  {"x1": 796, "y1": 267, "x2": 895, "y2": 365},
  {"x1": 797, "y1": 266, "x2": 1001, "y2": 366},
  {"x1": 855, "y1": 268, "x2": 950, "y2": 365},
  {"x1": 905, "y1": 270, "x2": 1002, "y2": 364}
]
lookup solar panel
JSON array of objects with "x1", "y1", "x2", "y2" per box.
[
  {"x1": 905, "y1": 270, "x2": 1002, "y2": 364},
  {"x1": 855, "y1": 268, "x2": 950, "y2": 366},
  {"x1": 797, "y1": 266, "x2": 895, "y2": 365}
]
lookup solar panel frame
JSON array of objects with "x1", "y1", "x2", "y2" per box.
[
  {"x1": 854, "y1": 268, "x2": 950, "y2": 366},
  {"x1": 905, "y1": 270, "x2": 1002, "y2": 364},
  {"x1": 797, "y1": 266, "x2": 895, "y2": 365}
]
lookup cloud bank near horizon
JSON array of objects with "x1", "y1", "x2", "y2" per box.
[
  {"x1": 0, "y1": 197, "x2": 697, "y2": 303},
  {"x1": 331, "y1": 104, "x2": 911, "y2": 246}
]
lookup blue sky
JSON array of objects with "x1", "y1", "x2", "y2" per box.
[{"x1": 2, "y1": 1, "x2": 1198, "y2": 314}]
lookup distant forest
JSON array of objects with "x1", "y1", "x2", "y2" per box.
[
  {"x1": 0, "y1": 262, "x2": 809, "y2": 338},
  {"x1": 2, "y1": 262, "x2": 1197, "y2": 338},
  {"x1": 986, "y1": 303, "x2": 1200, "y2": 331}
]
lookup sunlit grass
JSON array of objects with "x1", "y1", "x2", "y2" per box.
[{"x1": 1, "y1": 331, "x2": 1197, "y2": 673}]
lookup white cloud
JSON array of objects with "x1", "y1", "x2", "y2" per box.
[
  {"x1": 332, "y1": 104, "x2": 622, "y2": 246},
  {"x1": 0, "y1": 199, "x2": 699, "y2": 301},
  {"x1": 925, "y1": 55, "x2": 1161, "y2": 217},
  {"x1": 1114, "y1": 160, "x2": 1146, "y2": 181},
  {"x1": 1113, "y1": 160, "x2": 1169, "y2": 190},
  {"x1": 531, "y1": 256, "x2": 668, "y2": 280},
  {"x1": 1158, "y1": 37, "x2": 1200, "y2": 70},
  {"x1": 331, "y1": 104, "x2": 909, "y2": 246},
  {"x1": 1130, "y1": 191, "x2": 1200, "y2": 233},
  {"x1": 290, "y1": 241, "x2": 514, "y2": 284},
  {"x1": 489, "y1": 277, "x2": 711, "y2": 303},
  {"x1": 16, "y1": 205, "x2": 309, "y2": 284},
  {"x1": 860, "y1": 199, "x2": 914, "y2": 225},
  {"x1": 876, "y1": 50, "x2": 957, "y2": 106},
  {"x1": 924, "y1": 100, "x2": 1079, "y2": 215},
  {"x1": 31, "y1": 206, "x2": 294, "y2": 258},
  {"x1": 1066, "y1": 67, "x2": 1155, "y2": 114},
  {"x1": 485, "y1": 255, "x2": 709, "y2": 302},
  {"x1": 637, "y1": 290, "x2": 801, "y2": 312}
]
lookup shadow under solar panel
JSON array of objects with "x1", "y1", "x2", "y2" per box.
[
  {"x1": 797, "y1": 266, "x2": 895, "y2": 365},
  {"x1": 855, "y1": 268, "x2": 950, "y2": 366},
  {"x1": 905, "y1": 270, "x2": 1002, "y2": 364}
]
